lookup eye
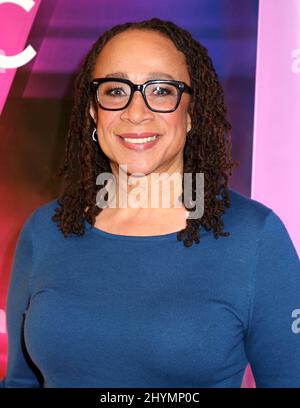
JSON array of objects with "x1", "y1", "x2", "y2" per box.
[
  {"x1": 104, "y1": 87, "x2": 126, "y2": 96},
  {"x1": 152, "y1": 86, "x2": 171, "y2": 96}
]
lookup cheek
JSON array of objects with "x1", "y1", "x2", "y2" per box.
[
  {"x1": 97, "y1": 111, "x2": 119, "y2": 137},
  {"x1": 164, "y1": 108, "x2": 188, "y2": 136},
  {"x1": 95, "y1": 112, "x2": 120, "y2": 158}
]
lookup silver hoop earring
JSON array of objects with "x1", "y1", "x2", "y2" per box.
[{"x1": 92, "y1": 127, "x2": 98, "y2": 142}]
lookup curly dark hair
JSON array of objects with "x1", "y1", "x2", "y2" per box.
[{"x1": 52, "y1": 17, "x2": 239, "y2": 247}]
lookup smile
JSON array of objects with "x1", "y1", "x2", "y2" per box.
[
  {"x1": 117, "y1": 134, "x2": 160, "y2": 151},
  {"x1": 123, "y1": 135, "x2": 158, "y2": 144}
]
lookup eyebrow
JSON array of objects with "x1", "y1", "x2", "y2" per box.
[{"x1": 104, "y1": 71, "x2": 176, "y2": 80}]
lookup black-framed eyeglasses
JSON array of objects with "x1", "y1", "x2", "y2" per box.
[{"x1": 90, "y1": 77, "x2": 194, "y2": 113}]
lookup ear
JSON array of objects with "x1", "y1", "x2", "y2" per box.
[
  {"x1": 186, "y1": 112, "x2": 192, "y2": 134},
  {"x1": 89, "y1": 102, "x2": 97, "y2": 124}
]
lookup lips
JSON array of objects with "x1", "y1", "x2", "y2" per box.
[
  {"x1": 116, "y1": 132, "x2": 161, "y2": 151},
  {"x1": 118, "y1": 132, "x2": 160, "y2": 139}
]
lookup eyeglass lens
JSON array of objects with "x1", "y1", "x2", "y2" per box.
[{"x1": 97, "y1": 80, "x2": 179, "y2": 111}]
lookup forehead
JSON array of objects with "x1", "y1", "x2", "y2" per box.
[{"x1": 92, "y1": 29, "x2": 190, "y2": 82}]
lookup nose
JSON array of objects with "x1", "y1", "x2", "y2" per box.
[{"x1": 120, "y1": 89, "x2": 153, "y2": 122}]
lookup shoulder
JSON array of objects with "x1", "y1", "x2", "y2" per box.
[
  {"x1": 225, "y1": 188, "x2": 277, "y2": 232},
  {"x1": 20, "y1": 198, "x2": 65, "y2": 244},
  {"x1": 225, "y1": 188, "x2": 297, "y2": 256},
  {"x1": 216, "y1": 188, "x2": 297, "y2": 257},
  {"x1": 25, "y1": 198, "x2": 60, "y2": 228},
  {"x1": 227, "y1": 188, "x2": 272, "y2": 219}
]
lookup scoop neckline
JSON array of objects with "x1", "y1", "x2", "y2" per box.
[{"x1": 84, "y1": 219, "x2": 183, "y2": 242}]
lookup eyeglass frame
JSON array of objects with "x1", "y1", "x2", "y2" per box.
[{"x1": 90, "y1": 77, "x2": 194, "y2": 113}]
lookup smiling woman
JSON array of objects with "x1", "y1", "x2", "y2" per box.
[
  {"x1": 0, "y1": 17, "x2": 299, "y2": 389},
  {"x1": 86, "y1": 28, "x2": 198, "y2": 237},
  {"x1": 52, "y1": 18, "x2": 239, "y2": 243}
]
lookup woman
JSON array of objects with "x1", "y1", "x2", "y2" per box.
[{"x1": 1, "y1": 17, "x2": 299, "y2": 388}]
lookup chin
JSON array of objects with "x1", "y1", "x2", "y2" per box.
[{"x1": 118, "y1": 162, "x2": 156, "y2": 178}]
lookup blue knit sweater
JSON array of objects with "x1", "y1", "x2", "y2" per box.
[{"x1": 0, "y1": 189, "x2": 299, "y2": 387}]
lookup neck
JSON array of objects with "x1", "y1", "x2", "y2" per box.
[{"x1": 104, "y1": 161, "x2": 184, "y2": 215}]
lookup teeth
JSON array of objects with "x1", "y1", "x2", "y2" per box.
[{"x1": 123, "y1": 135, "x2": 158, "y2": 144}]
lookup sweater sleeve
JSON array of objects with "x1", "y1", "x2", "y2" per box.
[
  {"x1": 245, "y1": 210, "x2": 300, "y2": 387},
  {"x1": 0, "y1": 212, "x2": 43, "y2": 388}
]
